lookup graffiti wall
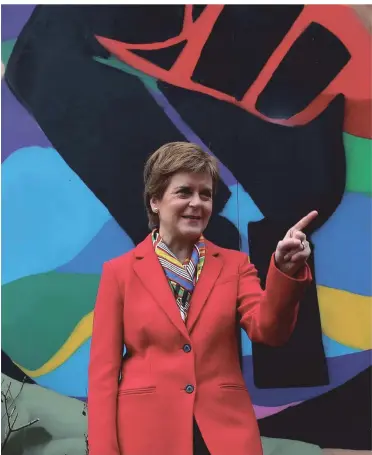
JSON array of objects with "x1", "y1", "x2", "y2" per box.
[{"x1": 2, "y1": 5, "x2": 371, "y2": 455}]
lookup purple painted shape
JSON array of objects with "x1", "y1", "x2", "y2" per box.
[
  {"x1": 243, "y1": 349, "x2": 372, "y2": 407},
  {"x1": 2, "y1": 81, "x2": 51, "y2": 161},
  {"x1": 254, "y1": 401, "x2": 302, "y2": 419},
  {"x1": 146, "y1": 86, "x2": 237, "y2": 187},
  {"x1": 1, "y1": 5, "x2": 35, "y2": 41}
]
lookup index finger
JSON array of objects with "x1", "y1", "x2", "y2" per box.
[{"x1": 292, "y1": 210, "x2": 318, "y2": 231}]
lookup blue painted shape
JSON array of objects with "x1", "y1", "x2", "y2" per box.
[
  {"x1": 34, "y1": 340, "x2": 126, "y2": 398},
  {"x1": 241, "y1": 329, "x2": 253, "y2": 356},
  {"x1": 34, "y1": 339, "x2": 91, "y2": 397},
  {"x1": 312, "y1": 192, "x2": 372, "y2": 296},
  {"x1": 41, "y1": 338, "x2": 365, "y2": 402},
  {"x1": 220, "y1": 183, "x2": 264, "y2": 254},
  {"x1": 34, "y1": 342, "x2": 369, "y2": 402},
  {"x1": 322, "y1": 334, "x2": 362, "y2": 357},
  {"x1": 243, "y1": 349, "x2": 372, "y2": 406},
  {"x1": 57, "y1": 218, "x2": 135, "y2": 274},
  {"x1": 241, "y1": 331, "x2": 361, "y2": 358},
  {"x1": 2, "y1": 147, "x2": 111, "y2": 284}
]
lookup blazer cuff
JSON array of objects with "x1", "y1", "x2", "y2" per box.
[{"x1": 270, "y1": 253, "x2": 312, "y2": 283}]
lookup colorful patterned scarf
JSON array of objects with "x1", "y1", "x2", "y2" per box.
[{"x1": 152, "y1": 230, "x2": 206, "y2": 322}]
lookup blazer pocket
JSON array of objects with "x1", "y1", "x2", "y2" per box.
[
  {"x1": 118, "y1": 386, "x2": 156, "y2": 396},
  {"x1": 219, "y1": 383, "x2": 247, "y2": 391}
]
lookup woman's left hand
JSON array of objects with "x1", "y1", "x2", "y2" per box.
[{"x1": 275, "y1": 210, "x2": 318, "y2": 276}]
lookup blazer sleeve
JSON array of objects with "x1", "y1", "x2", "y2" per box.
[
  {"x1": 88, "y1": 261, "x2": 124, "y2": 455},
  {"x1": 237, "y1": 253, "x2": 312, "y2": 347}
]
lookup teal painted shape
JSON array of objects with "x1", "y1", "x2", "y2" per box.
[
  {"x1": 94, "y1": 55, "x2": 159, "y2": 91},
  {"x1": 2, "y1": 147, "x2": 111, "y2": 284},
  {"x1": 220, "y1": 183, "x2": 264, "y2": 254}
]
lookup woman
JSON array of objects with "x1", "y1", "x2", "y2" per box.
[{"x1": 88, "y1": 142, "x2": 316, "y2": 455}]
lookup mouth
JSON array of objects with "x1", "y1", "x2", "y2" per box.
[{"x1": 182, "y1": 215, "x2": 202, "y2": 221}]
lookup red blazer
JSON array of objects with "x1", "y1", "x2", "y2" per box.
[{"x1": 88, "y1": 235, "x2": 311, "y2": 455}]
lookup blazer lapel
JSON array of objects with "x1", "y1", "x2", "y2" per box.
[
  {"x1": 186, "y1": 240, "x2": 223, "y2": 333},
  {"x1": 133, "y1": 235, "x2": 190, "y2": 339}
]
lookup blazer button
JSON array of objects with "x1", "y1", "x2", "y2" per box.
[
  {"x1": 185, "y1": 384, "x2": 194, "y2": 394},
  {"x1": 183, "y1": 344, "x2": 192, "y2": 353}
]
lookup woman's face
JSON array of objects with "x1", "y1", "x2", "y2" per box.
[{"x1": 151, "y1": 172, "x2": 213, "y2": 243}]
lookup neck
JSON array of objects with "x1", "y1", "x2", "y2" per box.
[{"x1": 159, "y1": 230, "x2": 195, "y2": 263}]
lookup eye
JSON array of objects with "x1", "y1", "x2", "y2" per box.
[
  {"x1": 200, "y1": 191, "x2": 212, "y2": 201},
  {"x1": 177, "y1": 188, "x2": 191, "y2": 197}
]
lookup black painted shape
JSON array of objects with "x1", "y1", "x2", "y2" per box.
[
  {"x1": 131, "y1": 41, "x2": 187, "y2": 70},
  {"x1": 157, "y1": 82, "x2": 345, "y2": 387},
  {"x1": 5, "y1": 5, "x2": 235, "y2": 250},
  {"x1": 192, "y1": 5, "x2": 207, "y2": 22},
  {"x1": 259, "y1": 367, "x2": 372, "y2": 450},
  {"x1": 5, "y1": 5, "x2": 178, "y2": 245},
  {"x1": 204, "y1": 214, "x2": 243, "y2": 370},
  {"x1": 248, "y1": 219, "x2": 329, "y2": 388},
  {"x1": 1, "y1": 350, "x2": 35, "y2": 384},
  {"x1": 192, "y1": 5, "x2": 304, "y2": 99},
  {"x1": 256, "y1": 22, "x2": 351, "y2": 119},
  {"x1": 204, "y1": 213, "x2": 239, "y2": 250},
  {"x1": 158, "y1": 82, "x2": 346, "y2": 230},
  {"x1": 83, "y1": 5, "x2": 185, "y2": 44}
]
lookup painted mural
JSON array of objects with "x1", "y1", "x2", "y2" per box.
[{"x1": 2, "y1": 4, "x2": 371, "y2": 455}]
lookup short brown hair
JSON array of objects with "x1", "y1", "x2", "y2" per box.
[{"x1": 144, "y1": 142, "x2": 220, "y2": 229}]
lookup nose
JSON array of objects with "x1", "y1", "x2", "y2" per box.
[{"x1": 189, "y1": 193, "x2": 202, "y2": 207}]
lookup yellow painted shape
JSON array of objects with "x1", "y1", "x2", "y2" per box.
[
  {"x1": 16, "y1": 311, "x2": 94, "y2": 378},
  {"x1": 317, "y1": 285, "x2": 372, "y2": 350},
  {"x1": 17, "y1": 285, "x2": 372, "y2": 378}
]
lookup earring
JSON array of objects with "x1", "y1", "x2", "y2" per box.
[{"x1": 153, "y1": 208, "x2": 158, "y2": 213}]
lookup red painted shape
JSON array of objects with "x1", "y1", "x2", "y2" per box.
[{"x1": 96, "y1": 5, "x2": 372, "y2": 138}]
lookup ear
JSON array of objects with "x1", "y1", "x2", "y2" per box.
[{"x1": 150, "y1": 196, "x2": 159, "y2": 213}]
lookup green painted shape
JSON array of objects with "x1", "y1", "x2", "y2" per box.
[
  {"x1": 1, "y1": 39, "x2": 16, "y2": 68},
  {"x1": 344, "y1": 132, "x2": 372, "y2": 195},
  {"x1": 2, "y1": 272, "x2": 100, "y2": 370},
  {"x1": 261, "y1": 437, "x2": 322, "y2": 455},
  {"x1": 93, "y1": 55, "x2": 159, "y2": 92}
]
